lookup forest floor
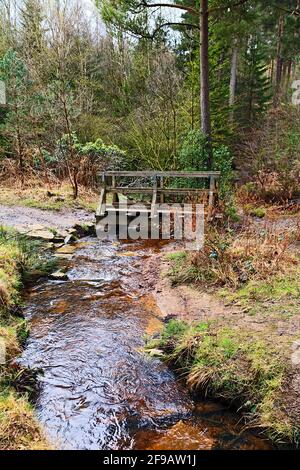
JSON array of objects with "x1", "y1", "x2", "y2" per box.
[
  {"x1": 0, "y1": 180, "x2": 98, "y2": 213},
  {"x1": 0, "y1": 192, "x2": 299, "y2": 447}
]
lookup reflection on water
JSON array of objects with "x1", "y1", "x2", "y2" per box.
[{"x1": 20, "y1": 239, "x2": 272, "y2": 450}]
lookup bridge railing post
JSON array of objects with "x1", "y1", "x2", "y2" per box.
[
  {"x1": 160, "y1": 176, "x2": 164, "y2": 204},
  {"x1": 151, "y1": 175, "x2": 158, "y2": 219},
  {"x1": 112, "y1": 175, "x2": 119, "y2": 205},
  {"x1": 96, "y1": 172, "x2": 107, "y2": 218}
]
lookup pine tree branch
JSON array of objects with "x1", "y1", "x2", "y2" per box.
[
  {"x1": 209, "y1": 0, "x2": 250, "y2": 14},
  {"x1": 275, "y1": 6, "x2": 300, "y2": 17},
  {"x1": 139, "y1": 1, "x2": 199, "y2": 16},
  {"x1": 138, "y1": 0, "x2": 251, "y2": 17},
  {"x1": 151, "y1": 21, "x2": 199, "y2": 38}
]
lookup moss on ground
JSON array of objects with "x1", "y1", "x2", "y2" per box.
[
  {"x1": 219, "y1": 266, "x2": 300, "y2": 319},
  {"x1": 148, "y1": 320, "x2": 298, "y2": 444},
  {"x1": 0, "y1": 227, "x2": 49, "y2": 449},
  {"x1": 243, "y1": 204, "x2": 267, "y2": 218}
]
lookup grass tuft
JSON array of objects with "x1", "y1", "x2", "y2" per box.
[
  {"x1": 0, "y1": 392, "x2": 48, "y2": 450},
  {"x1": 152, "y1": 320, "x2": 297, "y2": 443}
]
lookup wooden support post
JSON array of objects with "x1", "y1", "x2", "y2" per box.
[
  {"x1": 160, "y1": 176, "x2": 164, "y2": 204},
  {"x1": 207, "y1": 176, "x2": 215, "y2": 221},
  {"x1": 96, "y1": 173, "x2": 107, "y2": 217},
  {"x1": 112, "y1": 175, "x2": 119, "y2": 205},
  {"x1": 151, "y1": 175, "x2": 158, "y2": 219}
]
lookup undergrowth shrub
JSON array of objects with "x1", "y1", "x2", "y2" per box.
[
  {"x1": 177, "y1": 130, "x2": 237, "y2": 219},
  {"x1": 237, "y1": 106, "x2": 300, "y2": 202},
  {"x1": 177, "y1": 130, "x2": 234, "y2": 198},
  {"x1": 55, "y1": 133, "x2": 127, "y2": 187}
]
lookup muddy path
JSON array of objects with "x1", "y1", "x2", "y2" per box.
[{"x1": 0, "y1": 204, "x2": 92, "y2": 231}]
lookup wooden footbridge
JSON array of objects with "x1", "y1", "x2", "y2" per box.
[{"x1": 96, "y1": 171, "x2": 220, "y2": 225}]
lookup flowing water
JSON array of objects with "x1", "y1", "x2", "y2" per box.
[{"x1": 20, "y1": 239, "x2": 272, "y2": 450}]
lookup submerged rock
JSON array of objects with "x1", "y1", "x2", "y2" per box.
[
  {"x1": 53, "y1": 229, "x2": 70, "y2": 242},
  {"x1": 49, "y1": 270, "x2": 69, "y2": 281},
  {"x1": 72, "y1": 222, "x2": 96, "y2": 237},
  {"x1": 145, "y1": 420, "x2": 216, "y2": 450},
  {"x1": 56, "y1": 245, "x2": 77, "y2": 255},
  {"x1": 64, "y1": 234, "x2": 77, "y2": 245}
]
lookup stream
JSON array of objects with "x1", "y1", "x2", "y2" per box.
[{"x1": 19, "y1": 238, "x2": 272, "y2": 450}]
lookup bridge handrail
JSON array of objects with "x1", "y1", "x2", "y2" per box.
[{"x1": 99, "y1": 170, "x2": 221, "y2": 178}]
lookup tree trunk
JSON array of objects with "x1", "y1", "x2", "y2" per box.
[
  {"x1": 72, "y1": 170, "x2": 79, "y2": 200},
  {"x1": 273, "y1": 14, "x2": 284, "y2": 107},
  {"x1": 270, "y1": 59, "x2": 274, "y2": 84},
  {"x1": 16, "y1": 126, "x2": 24, "y2": 186},
  {"x1": 229, "y1": 40, "x2": 238, "y2": 123},
  {"x1": 286, "y1": 59, "x2": 292, "y2": 90},
  {"x1": 199, "y1": 0, "x2": 212, "y2": 168}
]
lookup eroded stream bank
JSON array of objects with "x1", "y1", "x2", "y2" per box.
[{"x1": 19, "y1": 238, "x2": 273, "y2": 450}]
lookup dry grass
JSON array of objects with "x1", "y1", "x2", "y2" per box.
[
  {"x1": 169, "y1": 223, "x2": 300, "y2": 289},
  {"x1": 0, "y1": 392, "x2": 48, "y2": 450},
  {"x1": 238, "y1": 173, "x2": 300, "y2": 205},
  {"x1": 0, "y1": 326, "x2": 20, "y2": 360},
  {"x1": 238, "y1": 183, "x2": 300, "y2": 219},
  {"x1": 0, "y1": 281, "x2": 9, "y2": 310},
  {"x1": 0, "y1": 236, "x2": 23, "y2": 314},
  {"x1": 0, "y1": 178, "x2": 98, "y2": 212}
]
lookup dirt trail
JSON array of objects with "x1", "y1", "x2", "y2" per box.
[{"x1": 0, "y1": 204, "x2": 93, "y2": 231}]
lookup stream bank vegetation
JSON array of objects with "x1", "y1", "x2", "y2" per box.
[
  {"x1": 148, "y1": 320, "x2": 295, "y2": 443},
  {"x1": 168, "y1": 220, "x2": 300, "y2": 288},
  {"x1": 0, "y1": 227, "x2": 50, "y2": 449},
  {"x1": 153, "y1": 216, "x2": 300, "y2": 444}
]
